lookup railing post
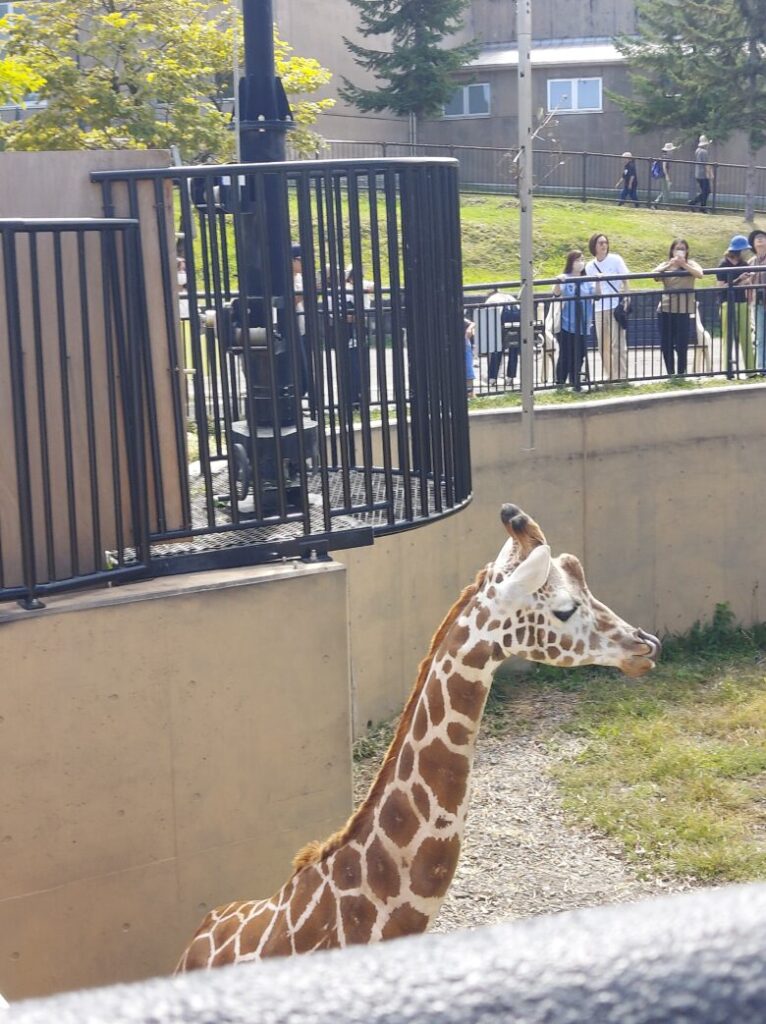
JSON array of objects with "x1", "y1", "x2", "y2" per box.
[
  {"x1": 2, "y1": 224, "x2": 44, "y2": 609},
  {"x1": 581, "y1": 153, "x2": 588, "y2": 203},
  {"x1": 711, "y1": 163, "x2": 719, "y2": 214}
]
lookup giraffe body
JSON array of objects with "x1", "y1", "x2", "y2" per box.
[{"x1": 177, "y1": 504, "x2": 660, "y2": 971}]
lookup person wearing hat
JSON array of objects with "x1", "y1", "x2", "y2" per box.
[
  {"x1": 747, "y1": 227, "x2": 766, "y2": 371},
  {"x1": 716, "y1": 234, "x2": 754, "y2": 374},
  {"x1": 651, "y1": 143, "x2": 676, "y2": 207},
  {"x1": 688, "y1": 134, "x2": 714, "y2": 212},
  {"x1": 616, "y1": 152, "x2": 639, "y2": 207}
]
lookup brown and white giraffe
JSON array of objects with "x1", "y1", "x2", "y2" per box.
[{"x1": 177, "y1": 503, "x2": 660, "y2": 971}]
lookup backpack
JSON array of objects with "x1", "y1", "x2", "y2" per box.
[{"x1": 650, "y1": 159, "x2": 664, "y2": 179}]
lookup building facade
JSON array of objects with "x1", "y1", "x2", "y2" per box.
[{"x1": 277, "y1": 0, "x2": 765, "y2": 168}]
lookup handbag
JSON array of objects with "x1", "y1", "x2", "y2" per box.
[{"x1": 592, "y1": 262, "x2": 631, "y2": 328}]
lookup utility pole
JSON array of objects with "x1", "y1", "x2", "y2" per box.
[{"x1": 516, "y1": 0, "x2": 535, "y2": 450}]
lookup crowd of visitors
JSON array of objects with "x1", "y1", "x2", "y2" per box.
[{"x1": 465, "y1": 225, "x2": 766, "y2": 396}]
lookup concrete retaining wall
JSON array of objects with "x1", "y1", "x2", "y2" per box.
[{"x1": 341, "y1": 385, "x2": 766, "y2": 731}]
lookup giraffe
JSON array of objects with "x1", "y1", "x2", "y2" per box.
[{"x1": 177, "y1": 503, "x2": 660, "y2": 971}]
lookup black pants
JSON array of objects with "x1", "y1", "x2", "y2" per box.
[
  {"x1": 689, "y1": 177, "x2": 711, "y2": 209},
  {"x1": 488, "y1": 346, "x2": 519, "y2": 382},
  {"x1": 658, "y1": 311, "x2": 691, "y2": 375},
  {"x1": 555, "y1": 328, "x2": 586, "y2": 388}
]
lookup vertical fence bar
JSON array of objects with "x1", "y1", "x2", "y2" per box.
[{"x1": 2, "y1": 224, "x2": 43, "y2": 608}]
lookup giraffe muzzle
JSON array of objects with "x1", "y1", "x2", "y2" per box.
[{"x1": 636, "y1": 628, "x2": 662, "y2": 663}]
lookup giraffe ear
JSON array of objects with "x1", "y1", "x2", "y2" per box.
[{"x1": 497, "y1": 544, "x2": 551, "y2": 599}]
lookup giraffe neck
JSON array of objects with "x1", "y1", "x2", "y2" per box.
[{"x1": 295, "y1": 568, "x2": 504, "y2": 938}]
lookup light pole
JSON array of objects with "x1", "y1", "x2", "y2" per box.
[{"x1": 516, "y1": 0, "x2": 535, "y2": 450}]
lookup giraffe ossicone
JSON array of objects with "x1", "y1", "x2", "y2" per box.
[{"x1": 177, "y1": 503, "x2": 660, "y2": 971}]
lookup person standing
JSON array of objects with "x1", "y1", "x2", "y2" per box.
[
  {"x1": 716, "y1": 234, "x2": 753, "y2": 375},
  {"x1": 651, "y1": 143, "x2": 676, "y2": 206},
  {"x1": 464, "y1": 317, "x2": 476, "y2": 397},
  {"x1": 553, "y1": 250, "x2": 596, "y2": 389},
  {"x1": 747, "y1": 228, "x2": 766, "y2": 372},
  {"x1": 616, "y1": 152, "x2": 639, "y2": 207},
  {"x1": 688, "y1": 134, "x2": 714, "y2": 212},
  {"x1": 652, "y1": 238, "x2": 703, "y2": 376},
  {"x1": 585, "y1": 233, "x2": 631, "y2": 382}
]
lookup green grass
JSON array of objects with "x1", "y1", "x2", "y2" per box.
[
  {"x1": 459, "y1": 195, "x2": 766, "y2": 284},
  {"x1": 516, "y1": 607, "x2": 766, "y2": 883},
  {"x1": 467, "y1": 374, "x2": 766, "y2": 412}
]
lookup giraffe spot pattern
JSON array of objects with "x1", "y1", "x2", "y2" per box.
[
  {"x1": 251, "y1": 907, "x2": 291, "y2": 957},
  {"x1": 293, "y1": 882, "x2": 337, "y2": 954},
  {"x1": 560, "y1": 634, "x2": 573, "y2": 651},
  {"x1": 340, "y1": 893, "x2": 378, "y2": 945},
  {"x1": 447, "y1": 721, "x2": 471, "y2": 745},
  {"x1": 410, "y1": 835, "x2": 461, "y2": 899},
  {"x1": 331, "y1": 846, "x2": 362, "y2": 890},
  {"x1": 411, "y1": 782, "x2": 430, "y2": 820},
  {"x1": 487, "y1": 619, "x2": 501, "y2": 630},
  {"x1": 451, "y1": 624, "x2": 470, "y2": 648},
  {"x1": 379, "y1": 789, "x2": 420, "y2": 848},
  {"x1": 381, "y1": 903, "x2": 429, "y2": 940},
  {"x1": 475, "y1": 605, "x2": 490, "y2": 629},
  {"x1": 398, "y1": 742, "x2": 415, "y2": 782},
  {"x1": 446, "y1": 673, "x2": 487, "y2": 720},
  {"x1": 413, "y1": 701, "x2": 428, "y2": 741},
  {"x1": 425, "y1": 676, "x2": 445, "y2": 725},
  {"x1": 211, "y1": 914, "x2": 239, "y2": 949},
  {"x1": 462, "y1": 641, "x2": 494, "y2": 670},
  {"x1": 289, "y1": 867, "x2": 323, "y2": 922},
  {"x1": 419, "y1": 738, "x2": 470, "y2": 815},
  {"x1": 365, "y1": 836, "x2": 401, "y2": 901}
]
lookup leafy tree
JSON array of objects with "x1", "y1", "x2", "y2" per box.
[
  {"x1": 613, "y1": 0, "x2": 766, "y2": 221},
  {"x1": 339, "y1": 0, "x2": 478, "y2": 143},
  {"x1": 0, "y1": 0, "x2": 333, "y2": 160}
]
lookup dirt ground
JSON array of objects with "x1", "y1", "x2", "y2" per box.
[{"x1": 354, "y1": 689, "x2": 688, "y2": 933}]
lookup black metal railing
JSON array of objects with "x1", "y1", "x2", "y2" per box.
[
  {"x1": 0, "y1": 218, "x2": 149, "y2": 608},
  {"x1": 307, "y1": 141, "x2": 766, "y2": 213},
  {"x1": 462, "y1": 266, "x2": 766, "y2": 396},
  {"x1": 83, "y1": 157, "x2": 471, "y2": 581}
]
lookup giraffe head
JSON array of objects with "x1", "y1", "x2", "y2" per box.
[{"x1": 478, "y1": 504, "x2": 660, "y2": 677}]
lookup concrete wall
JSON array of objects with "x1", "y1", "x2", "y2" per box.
[
  {"x1": 341, "y1": 386, "x2": 766, "y2": 732},
  {"x1": 0, "y1": 562, "x2": 352, "y2": 1001}
]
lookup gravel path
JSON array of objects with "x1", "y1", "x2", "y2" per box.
[{"x1": 354, "y1": 688, "x2": 687, "y2": 932}]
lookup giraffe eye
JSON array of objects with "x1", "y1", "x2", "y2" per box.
[{"x1": 552, "y1": 604, "x2": 578, "y2": 622}]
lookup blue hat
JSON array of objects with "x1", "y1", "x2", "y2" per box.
[
  {"x1": 291, "y1": 244, "x2": 301, "y2": 258},
  {"x1": 728, "y1": 235, "x2": 750, "y2": 252}
]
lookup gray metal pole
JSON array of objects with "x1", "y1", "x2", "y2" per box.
[{"x1": 517, "y1": 0, "x2": 535, "y2": 450}]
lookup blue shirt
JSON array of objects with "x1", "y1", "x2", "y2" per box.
[{"x1": 560, "y1": 278, "x2": 595, "y2": 333}]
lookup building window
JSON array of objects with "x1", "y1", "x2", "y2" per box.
[
  {"x1": 443, "y1": 82, "x2": 490, "y2": 118},
  {"x1": 547, "y1": 77, "x2": 602, "y2": 113}
]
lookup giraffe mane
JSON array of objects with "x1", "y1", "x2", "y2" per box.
[{"x1": 291, "y1": 565, "x2": 489, "y2": 872}]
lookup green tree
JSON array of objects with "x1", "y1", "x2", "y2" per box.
[
  {"x1": 613, "y1": 0, "x2": 766, "y2": 221},
  {"x1": 340, "y1": 0, "x2": 477, "y2": 143},
  {"x1": 0, "y1": 0, "x2": 333, "y2": 161}
]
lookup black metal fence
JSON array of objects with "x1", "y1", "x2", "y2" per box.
[
  {"x1": 308, "y1": 141, "x2": 766, "y2": 213},
  {"x1": 462, "y1": 267, "x2": 766, "y2": 395},
  {"x1": 0, "y1": 218, "x2": 149, "y2": 608},
  {"x1": 1, "y1": 161, "x2": 473, "y2": 608}
]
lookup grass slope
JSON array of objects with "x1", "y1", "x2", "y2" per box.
[
  {"x1": 459, "y1": 195, "x2": 766, "y2": 284},
  {"x1": 502, "y1": 608, "x2": 766, "y2": 883}
]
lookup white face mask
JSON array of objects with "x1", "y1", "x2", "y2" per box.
[{"x1": 573, "y1": 260, "x2": 585, "y2": 273}]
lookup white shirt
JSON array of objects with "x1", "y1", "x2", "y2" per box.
[{"x1": 586, "y1": 253, "x2": 629, "y2": 309}]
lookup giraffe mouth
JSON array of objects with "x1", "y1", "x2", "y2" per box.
[{"x1": 621, "y1": 629, "x2": 661, "y2": 676}]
